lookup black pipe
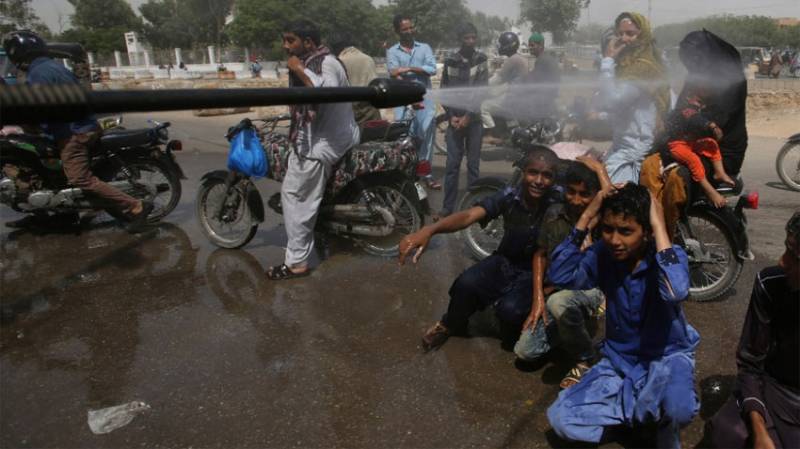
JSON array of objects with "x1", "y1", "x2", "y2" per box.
[{"x1": 0, "y1": 78, "x2": 425, "y2": 124}]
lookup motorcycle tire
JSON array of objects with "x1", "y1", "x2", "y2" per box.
[
  {"x1": 348, "y1": 178, "x2": 423, "y2": 257},
  {"x1": 459, "y1": 184, "x2": 504, "y2": 261},
  {"x1": 677, "y1": 210, "x2": 744, "y2": 302},
  {"x1": 776, "y1": 140, "x2": 800, "y2": 191},
  {"x1": 196, "y1": 175, "x2": 258, "y2": 249},
  {"x1": 111, "y1": 157, "x2": 182, "y2": 222}
]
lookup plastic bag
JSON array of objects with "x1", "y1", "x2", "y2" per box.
[
  {"x1": 87, "y1": 401, "x2": 150, "y2": 434},
  {"x1": 227, "y1": 120, "x2": 267, "y2": 178}
]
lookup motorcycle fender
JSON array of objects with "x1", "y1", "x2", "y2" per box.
[
  {"x1": 200, "y1": 170, "x2": 231, "y2": 184},
  {"x1": 690, "y1": 205, "x2": 750, "y2": 259},
  {"x1": 157, "y1": 151, "x2": 187, "y2": 180},
  {"x1": 245, "y1": 183, "x2": 265, "y2": 223},
  {"x1": 466, "y1": 177, "x2": 508, "y2": 191},
  {"x1": 788, "y1": 132, "x2": 800, "y2": 143}
]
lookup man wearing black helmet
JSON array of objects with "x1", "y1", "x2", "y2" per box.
[
  {"x1": 482, "y1": 31, "x2": 528, "y2": 136},
  {"x1": 2, "y1": 30, "x2": 152, "y2": 232}
]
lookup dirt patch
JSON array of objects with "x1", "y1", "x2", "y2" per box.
[{"x1": 747, "y1": 91, "x2": 800, "y2": 138}]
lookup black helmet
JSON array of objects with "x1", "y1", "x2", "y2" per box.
[
  {"x1": 498, "y1": 31, "x2": 519, "y2": 56},
  {"x1": 2, "y1": 30, "x2": 48, "y2": 66}
]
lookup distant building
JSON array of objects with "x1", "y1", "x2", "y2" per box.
[{"x1": 775, "y1": 17, "x2": 800, "y2": 28}]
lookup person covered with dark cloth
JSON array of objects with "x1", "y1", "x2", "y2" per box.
[
  {"x1": 437, "y1": 22, "x2": 489, "y2": 219},
  {"x1": 546, "y1": 183, "x2": 699, "y2": 449},
  {"x1": 640, "y1": 29, "x2": 748, "y2": 237},
  {"x1": 2, "y1": 30, "x2": 153, "y2": 232},
  {"x1": 709, "y1": 211, "x2": 800, "y2": 449},
  {"x1": 525, "y1": 32, "x2": 561, "y2": 119},
  {"x1": 514, "y1": 157, "x2": 610, "y2": 390},
  {"x1": 398, "y1": 148, "x2": 561, "y2": 352}
]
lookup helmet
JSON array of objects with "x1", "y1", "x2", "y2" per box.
[
  {"x1": 2, "y1": 30, "x2": 48, "y2": 66},
  {"x1": 497, "y1": 32, "x2": 519, "y2": 56}
]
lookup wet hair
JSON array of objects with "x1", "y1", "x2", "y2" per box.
[
  {"x1": 600, "y1": 183, "x2": 652, "y2": 234},
  {"x1": 787, "y1": 211, "x2": 800, "y2": 246},
  {"x1": 393, "y1": 14, "x2": 412, "y2": 32},
  {"x1": 563, "y1": 161, "x2": 600, "y2": 194},
  {"x1": 457, "y1": 22, "x2": 478, "y2": 38},
  {"x1": 520, "y1": 146, "x2": 560, "y2": 172},
  {"x1": 283, "y1": 20, "x2": 321, "y2": 46}
]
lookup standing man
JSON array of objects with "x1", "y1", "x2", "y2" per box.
[
  {"x1": 438, "y1": 23, "x2": 488, "y2": 219},
  {"x1": 527, "y1": 32, "x2": 561, "y2": 120},
  {"x1": 2, "y1": 30, "x2": 152, "y2": 232},
  {"x1": 386, "y1": 14, "x2": 440, "y2": 190},
  {"x1": 331, "y1": 35, "x2": 381, "y2": 126},
  {"x1": 266, "y1": 20, "x2": 360, "y2": 280}
]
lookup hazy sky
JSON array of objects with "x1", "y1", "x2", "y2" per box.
[{"x1": 30, "y1": 0, "x2": 800, "y2": 33}]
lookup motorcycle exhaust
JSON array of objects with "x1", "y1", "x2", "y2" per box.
[
  {"x1": 322, "y1": 221, "x2": 394, "y2": 237},
  {"x1": 320, "y1": 204, "x2": 397, "y2": 237}
]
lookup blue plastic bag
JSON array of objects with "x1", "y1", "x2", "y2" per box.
[{"x1": 226, "y1": 124, "x2": 267, "y2": 178}]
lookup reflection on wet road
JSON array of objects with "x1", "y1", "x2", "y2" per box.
[{"x1": 0, "y1": 151, "x2": 785, "y2": 447}]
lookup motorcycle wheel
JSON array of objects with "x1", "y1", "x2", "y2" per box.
[
  {"x1": 676, "y1": 210, "x2": 743, "y2": 302},
  {"x1": 776, "y1": 140, "x2": 800, "y2": 191},
  {"x1": 349, "y1": 179, "x2": 423, "y2": 257},
  {"x1": 433, "y1": 113, "x2": 448, "y2": 155},
  {"x1": 196, "y1": 175, "x2": 258, "y2": 249},
  {"x1": 113, "y1": 158, "x2": 181, "y2": 222},
  {"x1": 459, "y1": 184, "x2": 504, "y2": 261}
]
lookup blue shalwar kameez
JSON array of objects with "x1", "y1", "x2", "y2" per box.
[{"x1": 546, "y1": 228, "x2": 700, "y2": 448}]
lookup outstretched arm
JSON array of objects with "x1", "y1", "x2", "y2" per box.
[{"x1": 398, "y1": 206, "x2": 487, "y2": 265}]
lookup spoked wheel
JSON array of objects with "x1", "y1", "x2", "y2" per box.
[
  {"x1": 196, "y1": 175, "x2": 258, "y2": 249},
  {"x1": 113, "y1": 159, "x2": 182, "y2": 222},
  {"x1": 349, "y1": 180, "x2": 423, "y2": 257},
  {"x1": 676, "y1": 211, "x2": 743, "y2": 302},
  {"x1": 776, "y1": 140, "x2": 800, "y2": 191},
  {"x1": 459, "y1": 185, "x2": 504, "y2": 261}
]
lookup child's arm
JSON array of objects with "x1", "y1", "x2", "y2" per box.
[
  {"x1": 650, "y1": 193, "x2": 690, "y2": 302},
  {"x1": 698, "y1": 178, "x2": 727, "y2": 208},
  {"x1": 524, "y1": 249, "x2": 549, "y2": 331}
]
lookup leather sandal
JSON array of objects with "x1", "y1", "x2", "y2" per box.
[{"x1": 266, "y1": 264, "x2": 311, "y2": 281}]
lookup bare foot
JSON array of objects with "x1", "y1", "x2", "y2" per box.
[{"x1": 714, "y1": 172, "x2": 736, "y2": 186}]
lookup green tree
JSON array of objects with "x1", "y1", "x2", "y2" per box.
[
  {"x1": 472, "y1": 11, "x2": 511, "y2": 47},
  {"x1": 519, "y1": 0, "x2": 586, "y2": 44},
  {"x1": 0, "y1": 0, "x2": 51, "y2": 36},
  {"x1": 60, "y1": 0, "x2": 143, "y2": 53},
  {"x1": 388, "y1": 0, "x2": 472, "y2": 49},
  {"x1": 138, "y1": 0, "x2": 195, "y2": 49},
  {"x1": 654, "y1": 15, "x2": 786, "y2": 48},
  {"x1": 570, "y1": 22, "x2": 606, "y2": 44}
]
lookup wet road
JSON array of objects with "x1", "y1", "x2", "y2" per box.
[{"x1": 1, "y1": 112, "x2": 797, "y2": 448}]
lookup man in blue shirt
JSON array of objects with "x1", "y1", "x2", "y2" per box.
[
  {"x1": 386, "y1": 14, "x2": 440, "y2": 190},
  {"x1": 398, "y1": 148, "x2": 560, "y2": 352},
  {"x1": 2, "y1": 30, "x2": 151, "y2": 231},
  {"x1": 546, "y1": 183, "x2": 699, "y2": 449}
]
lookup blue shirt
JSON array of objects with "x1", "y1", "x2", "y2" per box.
[
  {"x1": 548, "y1": 227, "x2": 699, "y2": 373},
  {"x1": 26, "y1": 57, "x2": 97, "y2": 140},
  {"x1": 476, "y1": 186, "x2": 556, "y2": 269},
  {"x1": 386, "y1": 41, "x2": 436, "y2": 88}
]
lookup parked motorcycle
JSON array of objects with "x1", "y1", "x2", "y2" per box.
[
  {"x1": 196, "y1": 114, "x2": 429, "y2": 256},
  {"x1": 776, "y1": 132, "x2": 800, "y2": 191},
  {"x1": 0, "y1": 121, "x2": 184, "y2": 224}
]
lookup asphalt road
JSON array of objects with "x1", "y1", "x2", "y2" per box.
[{"x1": 0, "y1": 110, "x2": 797, "y2": 448}]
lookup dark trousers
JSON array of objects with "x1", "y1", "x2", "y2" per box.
[
  {"x1": 441, "y1": 254, "x2": 532, "y2": 334},
  {"x1": 442, "y1": 120, "x2": 482, "y2": 215},
  {"x1": 710, "y1": 383, "x2": 800, "y2": 448},
  {"x1": 60, "y1": 131, "x2": 139, "y2": 213}
]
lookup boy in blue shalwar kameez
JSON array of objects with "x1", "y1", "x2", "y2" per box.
[{"x1": 546, "y1": 183, "x2": 699, "y2": 449}]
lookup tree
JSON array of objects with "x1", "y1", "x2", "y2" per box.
[
  {"x1": 0, "y1": 0, "x2": 51, "y2": 36},
  {"x1": 389, "y1": 0, "x2": 472, "y2": 49},
  {"x1": 60, "y1": 0, "x2": 143, "y2": 53},
  {"x1": 139, "y1": 0, "x2": 195, "y2": 49},
  {"x1": 654, "y1": 15, "x2": 789, "y2": 48},
  {"x1": 519, "y1": 0, "x2": 586, "y2": 44},
  {"x1": 472, "y1": 11, "x2": 512, "y2": 47},
  {"x1": 570, "y1": 22, "x2": 606, "y2": 45}
]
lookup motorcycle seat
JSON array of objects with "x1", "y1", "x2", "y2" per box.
[
  {"x1": 714, "y1": 175, "x2": 743, "y2": 196},
  {"x1": 359, "y1": 120, "x2": 409, "y2": 144},
  {"x1": 100, "y1": 128, "x2": 156, "y2": 150}
]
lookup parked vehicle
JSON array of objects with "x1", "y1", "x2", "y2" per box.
[
  {"x1": 776, "y1": 132, "x2": 800, "y2": 191},
  {"x1": 0, "y1": 121, "x2": 184, "y2": 224},
  {"x1": 196, "y1": 114, "x2": 429, "y2": 256}
]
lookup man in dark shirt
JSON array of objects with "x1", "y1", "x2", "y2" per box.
[
  {"x1": 710, "y1": 211, "x2": 800, "y2": 449},
  {"x1": 438, "y1": 22, "x2": 489, "y2": 218},
  {"x1": 526, "y1": 33, "x2": 560, "y2": 120},
  {"x1": 2, "y1": 30, "x2": 151, "y2": 231},
  {"x1": 398, "y1": 148, "x2": 560, "y2": 352}
]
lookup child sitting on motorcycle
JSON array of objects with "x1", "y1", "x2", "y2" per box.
[{"x1": 663, "y1": 79, "x2": 735, "y2": 208}]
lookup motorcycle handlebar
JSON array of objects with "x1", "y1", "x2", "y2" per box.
[{"x1": 0, "y1": 78, "x2": 425, "y2": 124}]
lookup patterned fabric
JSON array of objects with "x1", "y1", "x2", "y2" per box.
[{"x1": 264, "y1": 132, "x2": 418, "y2": 198}]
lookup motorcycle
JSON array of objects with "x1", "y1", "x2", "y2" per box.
[
  {"x1": 0, "y1": 121, "x2": 185, "y2": 224},
  {"x1": 196, "y1": 113, "x2": 429, "y2": 257},
  {"x1": 458, "y1": 118, "x2": 563, "y2": 261},
  {"x1": 776, "y1": 132, "x2": 800, "y2": 191}
]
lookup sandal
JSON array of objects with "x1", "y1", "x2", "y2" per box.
[
  {"x1": 266, "y1": 264, "x2": 311, "y2": 281},
  {"x1": 424, "y1": 178, "x2": 442, "y2": 190},
  {"x1": 559, "y1": 362, "x2": 591, "y2": 389}
]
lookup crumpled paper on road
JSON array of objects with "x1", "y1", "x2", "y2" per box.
[{"x1": 87, "y1": 401, "x2": 151, "y2": 434}]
